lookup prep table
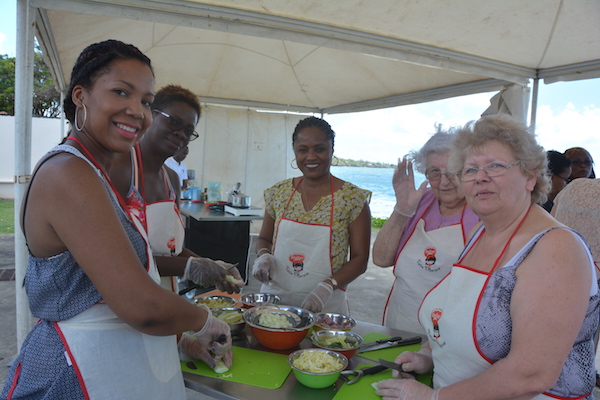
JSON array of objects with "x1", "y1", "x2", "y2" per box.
[
  {"x1": 179, "y1": 202, "x2": 263, "y2": 282},
  {"x1": 183, "y1": 315, "x2": 427, "y2": 400}
]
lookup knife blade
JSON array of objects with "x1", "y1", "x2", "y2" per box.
[
  {"x1": 356, "y1": 336, "x2": 422, "y2": 353},
  {"x1": 378, "y1": 358, "x2": 418, "y2": 378}
]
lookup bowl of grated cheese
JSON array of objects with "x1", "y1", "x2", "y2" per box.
[
  {"x1": 243, "y1": 305, "x2": 315, "y2": 350},
  {"x1": 288, "y1": 348, "x2": 348, "y2": 388}
]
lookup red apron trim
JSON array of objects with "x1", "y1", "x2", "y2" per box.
[
  {"x1": 67, "y1": 137, "x2": 153, "y2": 273},
  {"x1": 5, "y1": 362, "x2": 21, "y2": 399},
  {"x1": 53, "y1": 322, "x2": 91, "y2": 400}
]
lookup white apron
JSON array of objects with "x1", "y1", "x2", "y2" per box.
[
  {"x1": 59, "y1": 138, "x2": 185, "y2": 399},
  {"x1": 260, "y1": 177, "x2": 348, "y2": 314},
  {"x1": 146, "y1": 199, "x2": 185, "y2": 292},
  {"x1": 419, "y1": 208, "x2": 553, "y2": 399},
  {"x1": 383, "y1": 204, "x2": 467, "y2": 334}
]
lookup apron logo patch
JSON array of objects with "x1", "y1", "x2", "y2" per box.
[
  {"x1": 428, "y1": 308, "x2": 446, "y2": 347},
  {"x1": 167, "y1": 237, "x2": 176, "y2": 256},
  {"x1": 287, "y1": 253, "x2": 309, "y2": 278},
  {"x1": 417, "y1": 246, "x2": 441, "y2": 272}
]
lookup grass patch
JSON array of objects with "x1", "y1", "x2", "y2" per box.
[
  {"x1": 371, "y1": 217, "x2": 387, "y2": 233},
  {"x1": 0, "y1": 199, "x2": 15, "y2": 234}
]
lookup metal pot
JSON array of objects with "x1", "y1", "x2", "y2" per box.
[{"x1": 231, "y1": 194, "x2": 251, "y2": 208}]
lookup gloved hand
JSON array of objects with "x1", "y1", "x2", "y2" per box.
[
  {"x1": 301, "y1": 281, "x2": 333, "y2": 313},
  {"x1": 177, "y1": 332, "x2": 233, "y2": 369},
  {"x1": 392, "y1": 348, "x2": 434, "y2": 379},
  {"x1": 187, "y1": 304, "x2": 233, "y2": 365},
  {"x1": 214, "y1": 261, "x2": 244, "y2": 294},
  {"x1": 252, "y1": 253, "x2": 276, "y2": 284},
  {"x1": 373, "y1": 378, "x2": 439, "y2": 400},
  {"x1": 182, "y1": 256, "x2": 227, "y2": 287}
]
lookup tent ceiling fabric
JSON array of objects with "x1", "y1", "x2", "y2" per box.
[{"x1": 31, "y1": 0, "x2": 600, "y2": 114}]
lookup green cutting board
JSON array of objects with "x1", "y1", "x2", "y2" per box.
[
  {"x1": 358, "y1": 333, "x2": 423, "y2": 363},
  {"x1": 333, "y1": 363, "x2": 432, "y2": 400},
  {"x1": 181, "y1": 346, "x2": 291, "y2": 389}
]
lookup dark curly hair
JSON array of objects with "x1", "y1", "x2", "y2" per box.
[
  {"x1": 292, "y1": 116, "x2": 335, "y2": 149},
  {"x1": 63, "y1": 40, "x2": 153, "y2": 124},
  {"x1": 152, "y1": 84, "x2": 201, "y2": 119}
]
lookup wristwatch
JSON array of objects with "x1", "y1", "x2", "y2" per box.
[{"x1": 327, "y1": 277, "x2": 339, "y2": 290}]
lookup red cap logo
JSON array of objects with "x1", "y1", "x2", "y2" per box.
[
  {"x1": 424, "y1": 247, "x2": 436, "y2": 258},
  {"x1": 289, "y1": 254, "x2": 305, "y2": 263}
]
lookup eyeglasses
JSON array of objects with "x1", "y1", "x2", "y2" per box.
[
  {"x1": 458, "y1": 162, "x2": 520, "y2": 182},
  {"x1": 153, "y1": 110, "x2": 199, "y2": 141},
  {"x1": 570, "y1": 160, "x2": 593, "y2": 167},
  {"x1": 425, "y1": 168, "x2": 456, "y2": 181}
]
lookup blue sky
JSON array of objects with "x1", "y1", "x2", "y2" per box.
[{"x1": 1, "y1": 0, "x2": 598, "y2": 164}]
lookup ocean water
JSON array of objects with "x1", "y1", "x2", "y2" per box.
[{"x1": 331, "y1": 166, "x2": 427, "y2": 219}]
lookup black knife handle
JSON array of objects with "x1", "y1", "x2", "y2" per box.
[{"x1": 361, "y1": 364, "x2": 388, "y2": 375}]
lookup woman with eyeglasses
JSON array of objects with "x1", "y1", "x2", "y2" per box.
[
  {"x1": 373, "y1": 126, "x2": 479, "y2": 335},
  {"x1": 112, "y1": 84, "x2": 242, "y2": 295},
  {"x1": 111, "y1": 84, "x2": 243, "y2": 293},
  {"x1": 375, "y1": 115, "x2": 598, "y2": 400},
  {"x1": 565, "y1": 147, "x2": 596, "y2": 181},
  {"x1": 541, "y1": 150, "x2": 572, "y2": 212}
]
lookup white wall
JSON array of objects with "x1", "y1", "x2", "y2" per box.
[{"x1": 0, "y1": 116, "x2": 68, "y2": 199}]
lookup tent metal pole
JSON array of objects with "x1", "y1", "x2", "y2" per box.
[
  {"x1": 15, "y1": 0, "x2": 36, "y2": 348},
  {"x1": 530, "y1": 78, "x2": 539, "y2": 133}
]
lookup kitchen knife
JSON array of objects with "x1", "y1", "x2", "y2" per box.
[
  {"x1": 378, "y1": 358, "x2": 418, "y2": 378},
  {"x1": 356, "y1": 336, "x2": 422, "y2": 353}
]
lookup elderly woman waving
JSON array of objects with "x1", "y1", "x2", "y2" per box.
[
  {"x1": 373, "y1": 127, "x2": 479, "y2": 335},
  {"x1": 375, "y1": 115, "x2": 599, "y2": 400}
]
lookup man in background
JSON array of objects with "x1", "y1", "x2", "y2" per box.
[{"x1": 165, "y1": 145, "x2": 189, "y2": 190}]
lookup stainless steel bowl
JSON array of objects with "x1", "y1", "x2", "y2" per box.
[
  {"x1": 315, "y1": 312, "x2": 356, "y2": 331},
  {"x1": 194, "y1": 295, "x2": 237, "y2": 309},
  {"x1": 243, "y1": 305, "x2": 315, "y2": 332},
  {"x1": 240, "y1": 293, "x2": 281, "y2": 308},
  {"x1": 212, "y1": 307, "x2": 246, "y2": 335}
]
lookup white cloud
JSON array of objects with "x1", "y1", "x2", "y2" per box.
[{"x1": 327, "y1": 91, "x2": 600, "y2": 164}]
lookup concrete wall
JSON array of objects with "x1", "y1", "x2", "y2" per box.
[{"x1": 0, "y1": 115, "x2": 68, "y2": 199}]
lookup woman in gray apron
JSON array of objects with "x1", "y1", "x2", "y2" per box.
[
  {"x1": 373, "y1": 128, "x2": 479, "y2": 334},
  {"x1": 374, "y1": 115, "x2": 598, "y2": 400},
  {"x1": 251, "y1": 117, "x2": 371, "y2": 314}
]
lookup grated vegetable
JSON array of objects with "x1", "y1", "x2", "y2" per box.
[
  {"x1": 258, "y1": 312, "x2": 293, "y2": 328},
  {"x1": 292, "y1": 351, "x2": 343, "y2": 373}
]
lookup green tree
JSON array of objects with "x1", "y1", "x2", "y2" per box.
[
  {"x1": 0, "y1": 47, "x2": 61, "y2": 117},
  {"x1": 0, "y1": 54, "x2": 16, "y2": 114}
]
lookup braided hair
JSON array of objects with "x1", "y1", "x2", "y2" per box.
[
  {"x1": 292, "y1": 116, "x2": 335, "y2": 149},
  {"x1": 63, "y1": 40, "x2": 153, "y2": 124}
]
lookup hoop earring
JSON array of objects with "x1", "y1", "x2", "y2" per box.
[
  {"x1": 75, "y1": 103, "x2": 87, "y2": 132},
  {"x1": 290, "y1": 158, "x2": 299, "y2": 169},
  {"x1": 333, "y1": 156, "x2": 339, "y2": 166}
]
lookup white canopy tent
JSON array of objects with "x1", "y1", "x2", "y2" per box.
[{"x1": 13, "y1": 0, "x2": 600, "y2": 345}]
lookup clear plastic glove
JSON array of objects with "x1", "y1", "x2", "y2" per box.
[
  {"x1": 177, "y1": 332, "x2": 233, "y2": 369},
  {"x1": 392, "y1": 156, "x2": 429, "y2": 217},
  {"x1": 301, "y1": 281, "x2": 333, "y2": 313},
  {"x1": 188, "y1": 304, "x2": 233, "y2": 364},
  {"x1": 182, "y1": 256, "x2": 227, "y2": 287},
  {"x1": 214, "y1": 261, "x2": 244, "y2": 294},
  {"x1": 252, "y1": 253, "x2": 276, "y2": 284},
  {"x1": 392, "y1": 348, "x2": 434, "y2": 379},
  {"x1": 374, "y1": 378, "x2": 439, "y2": 400}
]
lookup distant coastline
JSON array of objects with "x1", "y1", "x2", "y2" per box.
[{"x1": 336, "y1": 157, "x2": 394, "y2": 168}]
